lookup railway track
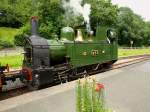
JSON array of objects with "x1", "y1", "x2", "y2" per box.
[{"x1": 0, "y1": 54, "x2": 150, "y2": 100}]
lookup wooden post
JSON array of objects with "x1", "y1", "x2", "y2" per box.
[{"x1": 130, "y1": 40, "x2": 133, "y2": 49}]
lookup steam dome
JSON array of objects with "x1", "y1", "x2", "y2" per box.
[
  {"x1": 62, "y1": 27, "x2": 74, "y2": 33},
  {"x1": 61, "y1": 27, "x2": 75, "y2": 41}
]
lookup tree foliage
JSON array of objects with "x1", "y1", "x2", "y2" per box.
[
  {"x1": 87, "y1": 0, "x2": 118, "y2": 26},
  {"x1": 37, "y1": 0, "x2": 64, "y2": 38},
  {"x1": 0, "y1": 0, "x2": 32, "y2": 28},
  {"x1": 116, "y1": 7, "x2": 150, "y2": 46},
  {"x1": 0, "y1": 0, "x2": 150, "y2": 47}
]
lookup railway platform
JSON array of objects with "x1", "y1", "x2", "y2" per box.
[{"x1": 0, "y1": 60, "x2": 150, "y2": 112}]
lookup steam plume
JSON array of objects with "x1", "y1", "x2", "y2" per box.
[{"x1": 63, "y1": 0, "x2": 91, "y2": 32}]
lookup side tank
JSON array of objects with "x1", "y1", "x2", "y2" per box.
[
  {"x1": 47, "y1": 26, "x2": 75, "y2": 65},
  {"x1": 47, "y1": 39, "x2": 67, "y2": 64}
]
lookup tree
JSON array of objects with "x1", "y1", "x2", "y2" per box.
[
  {"x1": 87, "y1": 0, "x2": 118, "y2": 27},
  {"x1": 36, "y1": 0, "x2": 64, "y2": 38},
  {"x1": 0, "y1": 0, "x2": 32, "y2": 28},
  {"x1": 116, "y1": 7, "x2": 147, "y2": 47},
  {"x1": 141, "y1": 22, "x2": 150, "y2": 46}
]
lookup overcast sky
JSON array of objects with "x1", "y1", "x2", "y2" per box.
[{"x1": 112, "y1": 0, "x2": 150, "y2": 21}]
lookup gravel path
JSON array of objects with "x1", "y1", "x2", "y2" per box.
[{"x1": 0, "y1": 47, "x2": 23, "y2": 57}]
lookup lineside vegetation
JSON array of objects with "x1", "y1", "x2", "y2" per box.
[
  {"x1": 118, "y1": 48, "x2": 150, "y2": 57},
  {"x1": 0, "y1": 27, "x2": 19, "y2": 48},
  {"x1": 0, "y1": 55, "x2": 23, "y2": 68}
]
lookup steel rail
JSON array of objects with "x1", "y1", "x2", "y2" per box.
[{"x1": 0, "y1": 54, "x2": 150, "y2": 100}]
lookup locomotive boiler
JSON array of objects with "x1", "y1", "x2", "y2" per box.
[{"x1": 21, "y1": 17, "x2": 117, "y2": 89}]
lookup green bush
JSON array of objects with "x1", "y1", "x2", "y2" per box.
[
  {"x1": 14, "y1": 24, "x2": 30, "y2": 46},
  {"x1": 14, "y1": 33, "x2": 27, "y2": 46},
  {"x1": 0, "y1": 39, "x2": 14, "y2": 48},
  {"x1": 39, "y1": 22, "x2": 54, "y2": 39}
]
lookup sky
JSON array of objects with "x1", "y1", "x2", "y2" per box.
[{"x1": 112, "y1": 0, "x2": 150, "y2": 21}]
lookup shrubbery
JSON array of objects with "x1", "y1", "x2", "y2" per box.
[
  {"x1": 14, "y1": 24, "x2": 30, "y2": 46},
  {"x1": 0, "y1": 39, "x2": 14, "y2": 48}
]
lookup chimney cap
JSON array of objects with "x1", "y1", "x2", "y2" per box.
[{"x1": 31, "y1": 16, "x2": 38, "y2": 20}]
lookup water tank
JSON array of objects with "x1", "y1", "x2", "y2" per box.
[{"x1": 47, "y1": 39, "x2": 66, "y2": 63}]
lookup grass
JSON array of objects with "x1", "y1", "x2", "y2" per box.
[
  {"x1": 0, "y1": 27, "x2": 19, "y2": 41},
  {"x1": 0, "y1": 27, "x2": 19, "y2": 47},
  {"x1": 0, "y1": 48, "x2": 150, "y2": 68},
  {"x1": 0, "y1": 54, "x2": 23, "y2": 68},
  {"x1": 118, "y1": 48, "x2": 150, "y2": 57}
]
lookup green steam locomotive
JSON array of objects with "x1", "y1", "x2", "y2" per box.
[{"x1": 20, "y1": 17, "x2": 118, "y2": 89}]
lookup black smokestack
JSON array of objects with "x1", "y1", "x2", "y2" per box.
[{"x1": 31, "y1": 16, "x2": 38, "y2": 35}]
